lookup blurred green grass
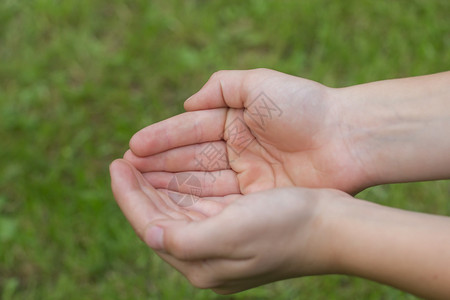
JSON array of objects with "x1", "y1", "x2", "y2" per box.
[{"x1": 0, "y1": 0, "x2": 449, "y2": 299}]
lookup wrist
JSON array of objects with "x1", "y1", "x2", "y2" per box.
[
  {"x1": 325, "y1": 87, "x2": 378, "y2": 190},
  {"x1": 332, "y1": 85, "x2": 385, "y2": 187},
  {"x1": 324, "y1": 195, "x2": 380, "y2": 274},
  {"x1": 293, "y1": 189, "x2": 357, "y2": 276}
]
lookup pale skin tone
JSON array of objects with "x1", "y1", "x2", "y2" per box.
[{"x1": 110, "y1": 69, "x2": 450, "y2": 298}]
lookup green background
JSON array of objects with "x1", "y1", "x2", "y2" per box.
[{"x1": 1, "y1": 0, "x2": 449, "y2": 299}]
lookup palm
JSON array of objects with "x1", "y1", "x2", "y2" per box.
[{"x1": 223, "y1": 102, "x2": 362, "y2": 194}]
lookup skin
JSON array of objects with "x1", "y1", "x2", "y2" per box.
[
  {"x1": 110, "y1": 159, "x2": 450, "y2": 298},
  {"x1": 125, "y1": 69, "x2": 371, "y2": 196},
  {"x1": 111, "y1": 69, "x2": 450, "y2": 298},
  {"x1": 110, "y1": 160, "x2": 343, "y2": 294}
]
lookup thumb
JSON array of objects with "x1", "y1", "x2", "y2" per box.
[
  {"x1": 184, "y1": 70, "x2": 250, "y2": 111},
  {"x1": 144, "y1": 215, "x2": 241, "y2": 260}
]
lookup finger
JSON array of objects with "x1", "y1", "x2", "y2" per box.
[
  {"x1": 147, "y1": 205, "x2": 248, "y2": 260},
  {"x1": 200, "y1": 194, "x2": 241, "y2": 205},
  {"x1": 157, "y1": 189, "x2": 224, "y2": 217},
  {"x1": 142, "y1": 170, "x2": 240, "y2": 197},
  {"x1": 124, "y1": 159, "x2": 195, "y2": 220},
  {"x1": 188, "y1": 194, "x2": 241, "y2": 217},
  {"x1": 155, "y1": 250, "x2": 278, "y2": 293},
  {"x1": 109, "y1": 159, "x2": 170, "y2": 238},
  {"x1": 153, "y1": 251, "x2": 195, "y2": 281},
  {"x1": 211, "y1": 273, "x2": 279, "y2": 295},
  {"x1": 184, "y1": 69, "x2": 277, "y2": 111},
  {"x1": 154, "y1": 252, "x2": 253, "y2": 291},
  {"x1": 157, "y1": 189, "x2": 241, "y2": 217},
  {"x1": 124, "y1": 141, "x2": 230, "y2": 172},
  {"x1": 152, "y1": 251, "x2": 230, "y2": 290},
  {"x1": 184, "y1": 70, "x2": 249, "y2": 111},
  {"x1": 149, "y1": 188, "x2": 209, "y2": 221},
  {"x1": 129, "y1": 109, "x2": 227, "y2": 157}
]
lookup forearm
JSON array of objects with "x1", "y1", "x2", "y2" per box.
[
  {"x1": 335, "y1": 71, "x2": 450, "y2": 186},
  {"x1": 328, "y1": 197, "x2": 450, "y2": 299}
]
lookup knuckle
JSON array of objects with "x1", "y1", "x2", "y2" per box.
[
  {"x1": 211, "y1": 288, "x2": 234, "y2": 295},
  {"x1": 192, "y1": 117, "x2": 203, "y2": 144},
  {"x1": 251, "y1": 67, "x2": 271, "y2": 75},
  {"x1": 166, "y1": 232, "x2": 192, "y2": 260},
  {"x1": 210, "y1": 70, "x2": 225, "y2": 79},
  {"x1": 186, "y1": 270, "x2": 216, "y2": 289},
  {"x1": 254, "y1": 67, "x2": 269, "y2": 72}
]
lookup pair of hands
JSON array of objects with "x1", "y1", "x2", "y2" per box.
[
  {"x1": 110, "y1": 69, "x2": 450, "y2": 295},
  {"x1": 110, "y1": 69, "x2": 367, "y2": 293}
]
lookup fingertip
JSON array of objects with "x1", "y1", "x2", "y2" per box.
[
  {"x1": 129, "y1": 132, "x2": 141, "y2": 155},
  {"x1": 183, "y1": 96, "x2": 193, "y2": 111},
  {"x1": 110, "y1": 159, "x2": 135, "y2": 198},
  {"x1": 184, "y1": 94, "x2": 203, "y2": 111},
  {"x1": 129, "y1": 129, "x2": 152, "y2": 157},
  {"x1": 110, "y1": 159, "x2": 136, "y2": 184},
  {"x1": 109, "y1": 159, "x2": 126, "y2": 176},
  {"x1": 123, "y1": 149, "x2": 133, "y2": 160}
]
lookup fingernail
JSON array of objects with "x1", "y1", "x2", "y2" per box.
[{"x1": 145, "y1": 226, "x2": 164, "y2": 250}]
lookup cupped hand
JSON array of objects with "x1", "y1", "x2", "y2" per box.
[
  {"x1": 110, "y1": 159, "x2": 344, "y2": 294},
  {"x1": 125, "y1": 69, "x2": 370, "y2": 196}
]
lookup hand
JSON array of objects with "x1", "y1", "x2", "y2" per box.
[
  {"x1": 109, "y1": 159, "x2": 344, "y2": 294},
  {"x1": 110, "y1": 159, "x2": 450, "y2": 298},
  {"x1": 125, "y1": 69, "x2": 370, "y2": 195}
]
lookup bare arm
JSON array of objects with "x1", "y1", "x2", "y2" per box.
[
  {"x1": 330, "y1": 196, "x2": 450, "y2": 299},
  {"x1": 336, "y1": 71, "x2": 450, "y2": 186}
]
